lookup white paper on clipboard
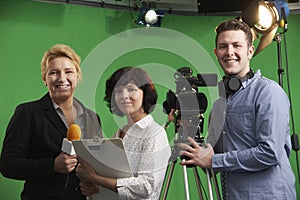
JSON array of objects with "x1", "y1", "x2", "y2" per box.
[{"x1": 72, "y1": 138, "x2": 133, "y2": 200}]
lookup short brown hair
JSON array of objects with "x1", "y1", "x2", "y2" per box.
[{"x1": 215, "y1": 19, "x2": 253, "y2": 48}]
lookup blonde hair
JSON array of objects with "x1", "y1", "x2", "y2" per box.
[{"x1": 41, "y1": 44, "x2": 82, "y2": 82}]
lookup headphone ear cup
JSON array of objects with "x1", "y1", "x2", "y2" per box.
[
  {"x1": 222, "y1": 69, "x2": 254, "y2": 96},
  {"x1": 228, "y1": 76, "x2": 242, "y2": 92},
  {"x1": 223, "y1": 75, "x2": 242, "y2": 95}
]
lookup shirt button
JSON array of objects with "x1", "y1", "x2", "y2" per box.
[{"x1": 222, "y1": 131, "x2": 226, "y2": 135}]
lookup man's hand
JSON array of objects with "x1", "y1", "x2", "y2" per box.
[{"x1": 178, "y1": 137, "x2": 214, "y2": 168}]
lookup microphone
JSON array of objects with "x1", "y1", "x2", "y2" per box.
[{"x1": 61, "y1": 124, "x2": 81, "y2": 155}]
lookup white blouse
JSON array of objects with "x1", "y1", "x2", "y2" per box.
[{"x1": 116, "y1": 115, "x2": 171, "y2": 200}]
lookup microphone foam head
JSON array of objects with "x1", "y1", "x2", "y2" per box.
[{"x1": 67, "y1": 124, "x2": 81, "y2": 141}]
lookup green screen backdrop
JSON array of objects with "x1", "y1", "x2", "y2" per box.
[{"x1": 0, "y1": 0, "x2": 299, "y2": 199}]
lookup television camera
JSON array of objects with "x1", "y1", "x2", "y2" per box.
[
  {"x1": 160, "y1": 67, "x2": 220, "y2": 200},
  {"x1": 162, "y1": 67, "x2": 218, "y2": 146}
]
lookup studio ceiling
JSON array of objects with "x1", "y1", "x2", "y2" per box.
[{"x1": 34, "y1": 0, "x2": 300, "y2": 15}]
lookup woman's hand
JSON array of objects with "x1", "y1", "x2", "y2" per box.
[
  {"x1": 79, "y1": 181, "x2": 99, "y2": 196},
  {"x1": 76, "y1": 156, "x2": 97, "y2": 184},
  {"x1": 54, "y1": 152, "x2": 78, "y2": 174},
  {"x1": 76, "y1": 156, "x2": 118, "y2": 192}
]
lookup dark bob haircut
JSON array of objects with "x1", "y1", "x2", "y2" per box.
[{"x1": 104, "y1": 66, "x2": 158, "y2": 117}]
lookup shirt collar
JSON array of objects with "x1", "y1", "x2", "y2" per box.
[
  {"x1": 241, "y1": 69, "x2": 261, "y2": 88},
  {"x1": 134, "y1": 114, "x2": 154, "y2": 129},
  {"x1": 51, "y1": 98, "x2": 84, "y2": 117},
  {"x1": 116, "y1": 115, "x2": 154, "y2": 138}
]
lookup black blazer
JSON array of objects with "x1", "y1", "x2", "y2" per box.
[{"x1": 0, "y1": 93, "x2": 101, "y2": 200}]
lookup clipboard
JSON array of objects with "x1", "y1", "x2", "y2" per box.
[{"x1": 72, "y1": 138, "x2": 133, "y2": 199}]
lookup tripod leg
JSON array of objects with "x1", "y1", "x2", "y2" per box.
[
  {"x1": 206, "y1": 168, "x2": 214, "y2": 200},
  {"x1": 160, "y1": 161, "x2": 176, "y2": 200},
  {"x1": 210, "y1": 169, "x2": 221, "y2": 200},
  {"x1": 193, "y1": 167, "x2": 204, "y2": 200},
  {"x1": 182, "y1": 159, "x2": 190, "y2": 200}
]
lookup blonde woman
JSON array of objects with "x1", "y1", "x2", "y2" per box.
[{"x1": 0, "y1": 44, "x2": 101, "y2": 200}]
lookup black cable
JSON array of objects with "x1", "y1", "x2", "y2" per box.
[
  {"x1": 283, "y1": 32, "x2": 300, "y2": 184},
  {"x1": 128, "y1": 0, "x2": 135, "y2": 23}
]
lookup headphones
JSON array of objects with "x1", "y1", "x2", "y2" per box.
[{"x1": 223, "y1": 69, "x2": 254, "y2": 96}]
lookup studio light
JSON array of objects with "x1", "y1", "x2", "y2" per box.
[
  {"x1": 241, "y1": 0, "x2": 289, "y2": 56},
  {"x1": 135, "y1": 2, "x2": 164, "y2": 27}
]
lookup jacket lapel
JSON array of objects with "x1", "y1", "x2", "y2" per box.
[{"x1": 40, "y1": 93, "x2": 67, "y2": 137}]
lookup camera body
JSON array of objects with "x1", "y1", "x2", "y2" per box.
[
  {"x1": 163, "y1": 67, "x2": 217, "y2": 147},
  {"x1": 163, "y1": 67, "x2": 217, "y2": 117},
  {"x1": 163, "y1": 67, "x2": 217, "y2": 118}
]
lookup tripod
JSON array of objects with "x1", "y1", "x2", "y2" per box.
[
  {"x1": 160, "y1": 150, "x2": 221, "y2": 200},
  {"x1": 160, "y1": 116, "x2": 221, "y2": 200}
]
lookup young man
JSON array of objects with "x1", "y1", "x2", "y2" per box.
[{"x1": 179, "y1": 19, "x2": 296, "y2": 200}]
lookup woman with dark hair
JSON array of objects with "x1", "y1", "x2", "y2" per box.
[
  {"x1": 104, "y1": 66, "x2": 158, "y2": 117},
  {"x1": 76, "y1": 67, "x2": 171, "y2": 199}
]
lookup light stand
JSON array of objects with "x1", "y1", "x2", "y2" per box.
[
  {"x1": 274, "y1": 9, "x2": 300, "y2": 185},
  {"x1": 275, "y1": 33, "x2": 284, "y2": 87},
  {"x1": 281, "y1": 35, "x2": 300, "y2": 183}
]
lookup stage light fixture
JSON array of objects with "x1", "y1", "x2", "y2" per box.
[
  {"x1": 241, "y1": 0, "x2": 289, "y2": 56},
  {"x1": 135, "y1": 2, "x2": 164, "y2": 27}
]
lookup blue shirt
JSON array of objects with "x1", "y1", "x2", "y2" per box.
[{"x1": 211, "y1": 70, "x2": 296, "y2": 200}]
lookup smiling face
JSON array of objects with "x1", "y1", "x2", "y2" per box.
[
  {"x1": 214, "y1": 30, "x2": 254, "y2": 77},
  {"x1": 43, "y1": 56, "x2": 78, "y2": 103},
  {"x1": 114, "y1": 83, "x2": 145, "y2": 121}
]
